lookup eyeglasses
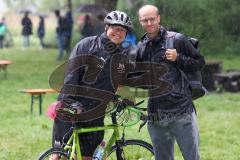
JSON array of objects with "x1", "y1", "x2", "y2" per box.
[
  {"x1": 140, "y1": 17, "x2": 158, "y2": 25},
  {"x1": 109, "y1": 25, "x2": 127, "y2": 33}
]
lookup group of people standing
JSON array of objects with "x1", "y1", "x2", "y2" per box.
[
  {"x1": 19, "y1": 9, "x2": 74, "y2": 60},
  {"x1": 20, "y1": 10, "x2": 73, "y2": 61},
  {"x1": 21, "y1": 11, "x2": 45, "y2": 50},
  {"x1": 49, "y1": 4, "x2": 205, "y2": 160}
]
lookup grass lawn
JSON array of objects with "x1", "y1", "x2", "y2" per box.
[{"x1": 0, "y1": 47, "x2": 240, "y2": 160}]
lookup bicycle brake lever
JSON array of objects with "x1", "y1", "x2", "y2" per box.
[
  {"x1": 122, "y1": 98, "x2": 135, "y2": 106},
  {"x1": 56, "y1": 108, "x2": 73, "y2": 121}
]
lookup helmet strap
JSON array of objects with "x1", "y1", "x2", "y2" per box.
[{"x1": 105, "y1": 25, "x2": 109, "y2": 32}]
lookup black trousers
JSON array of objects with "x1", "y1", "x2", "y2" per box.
[
  {"x1": 52, "y1": 116, "x2": 104, "y2": 156},
  {"x1": 0, "y1": 36, "x2": 4, "y2": 48}
]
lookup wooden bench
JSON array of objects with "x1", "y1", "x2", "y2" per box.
[
  {"x1": 20, "y1": 89, "x2": 58, "y2": 115},
  {"x1": 0, "y1": 60, "x2": 12, "y2": 77},
  {"x1": 214, "y1": 71, "x2": 240, "y2": 92},
  {"x1": 202, "y1": 60, "x2": 222, "y2": 91}
]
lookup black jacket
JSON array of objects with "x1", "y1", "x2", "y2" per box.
[
  {"x1": 37, "y1": 20, "x2": 45, "y2": 38},
  {"x1": 137, "y1": 26, "x2": 205, "y2": 114},
  {"x1": 58, "y1": 33, "x2": 132, "y2": 111},
  {"x1": 21, "y1": 17, "x2": 32, "y2": 36}
]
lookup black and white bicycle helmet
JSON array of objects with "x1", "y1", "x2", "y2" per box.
[{"x1": 104, "y1": 11, "x2": 133, "y2": 30}]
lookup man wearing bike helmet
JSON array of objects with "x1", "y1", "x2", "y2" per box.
[{"x1": 51, "y1": 11, "x2": 133, "y2": 160}]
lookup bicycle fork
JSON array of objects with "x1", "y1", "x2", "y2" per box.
[
  {"x1": 111, "y1": 112, "x2": 125, "y2": 160},
  {"x1": 115, "y1": 140, "x2": 125, "y2": 160}
]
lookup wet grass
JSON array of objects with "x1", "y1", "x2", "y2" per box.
[{"x1": 0, "y1": 48, "x2": 240, "y2": 159}]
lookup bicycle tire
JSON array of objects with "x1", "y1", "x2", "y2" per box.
[
  {"x1": 38, "y1": 147, "x2": 68, "y2": 160},
  {"x1": 108, "y1": 139, "x2": 154, "y2": 160}
]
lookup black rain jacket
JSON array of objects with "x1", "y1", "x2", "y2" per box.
[
  {"x1": 58, "y1": 33, "x2": 132, "y2": 111},
  {"x1": 137, "y1": 26, "x2": 205, "y2": 114}
]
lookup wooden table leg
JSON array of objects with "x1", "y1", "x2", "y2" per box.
[
  {"x1": 31, "y1": 95, "x2": 34, "y2": 114},
  {"x1": 0, "y1": 65, "x2": 8, "y2": 78},
  {"x1": 39, "y1": 94, "x2": 42, "y2": 115},
  {"x1": 30, "y1": 94, "x2": 43, "y2": 115}
]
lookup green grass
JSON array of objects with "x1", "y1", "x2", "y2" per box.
[
  {"x1": 0, "y1": 48, "x2": 240, "y2": 160},
  {"x1": 0, "y1": 47, "x2": 60, "y2": 160}
]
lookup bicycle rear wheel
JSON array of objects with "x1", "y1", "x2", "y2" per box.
[
  {"x1": 108, "y1": 139, "x2": 154, "y2": 160},
  {"x1": 38, "y1": 147, "x2": 68, "y2": 160}
]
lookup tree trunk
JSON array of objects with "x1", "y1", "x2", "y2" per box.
[
  {"x1": 94, "y1": 0, "x2": 118, "y2": 12},
  {"x1": 67, "y1": 0, "x2": 72, "y2": 12}
]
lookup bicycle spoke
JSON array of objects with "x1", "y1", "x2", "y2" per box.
[
  {"x1": 38, "y1": 148, "x2": 68, "y2": 160},
  {"x1": 108, "y1": 140, "x2": 154, "y2": 160}
]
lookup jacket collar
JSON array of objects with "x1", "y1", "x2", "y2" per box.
[{"x1": 100, "y1": 32, "x2": 110, "y2": 45}]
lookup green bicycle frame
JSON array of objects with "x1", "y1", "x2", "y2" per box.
[{"x1": 63, "y1": 106, "x2": 142, "y2": 160}]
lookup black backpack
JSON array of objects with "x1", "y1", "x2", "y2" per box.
[{"x1": 166, "y1": 31, "x2": 207, "y2": 100}]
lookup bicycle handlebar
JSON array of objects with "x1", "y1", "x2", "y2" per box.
[
  {"x1": 56, "y1": 94, "x2": 147, "y2": 126},
  {"x1": 111, "y1": 95, "x2": 147, "y2": 127}
]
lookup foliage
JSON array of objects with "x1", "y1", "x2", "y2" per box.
[
  {"x1": 210, "y1": 0, "x2": 240, "y2": 38},
  {"x1": 122, "y1": 0, "x2": 145, "y2": 38},
  {"x1": 3, "y1": 0, "x2": 240, "y2": 56},
  {"x1": 125, "y1": 0, "x2": 240, "y2": 55},
  {"x1": 95, "y1": 0, "x2": 118, "y2": 11}
]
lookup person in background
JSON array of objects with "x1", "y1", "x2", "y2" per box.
[
  {"x1": 124, "y1": 30, "x2": 137, "y2": 46},
  {"x1": 1, "y1": 17, "x2": 13, "y2": 48},
  {"x1": 54, "y1": 9, "x2": 67, "y2": 60},
  {"x1": 37, "y1": 16, "x2": 45, "y2": 49},
  {"x1": 137, "y1": 4, "x2": 205, "y2": 160},
  {"x1": 77, "y1": 15, "x2": 85, "y2": 31},
  {"x1": 0, "y1": 17, "x2": 7, "y2": 48},
  {"x1": 95, "y1": 15, "x2": 105, "y2": 35},
  {"x1": 63, "y1": 10, "x2": 73, "y2": 55},
  {"x1": 80, "y1": 15, "x2": 95, "y2": 39},
  {"x1": 21, "y1": 12, "x2": 32, "y2": 49},
  {"x1": 21, "y1": 11, "x2": 32, "y2": 49},
  {"x1": 123, "y1": 30, "x2": 137, "y2": 61}
]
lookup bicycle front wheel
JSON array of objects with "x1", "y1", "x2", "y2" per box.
[
  {"x1": 108, "y1": 139, "x2": 154, "y2": 160},
  {"x1": 38, "y1": 147, "x2": 68, "y2": 160}
]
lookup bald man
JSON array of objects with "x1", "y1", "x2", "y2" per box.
[{"x1": 136, "y1": 4, "x2": 205, "y2": 160}]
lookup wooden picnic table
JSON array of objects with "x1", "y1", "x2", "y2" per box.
[
  {"x1": 202, "y1": 60, "x2": 222, "y2": 91},
  {"x1": 214, "y1": 71, "x2": 240, "y2": 92},
  {"x1": 20, "y1": 89, "x2": 58, "y2": 115},
  {"x1": 0, "y1": 60, "x2": 12, "y2": 77}
]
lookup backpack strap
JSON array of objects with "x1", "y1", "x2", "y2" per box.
[
  {"x1": 165, "y1": 31, "x2": 177, "y2": 48},
  {"x1": 165, "y1": 31, "x2": 186, "y2": 89}
]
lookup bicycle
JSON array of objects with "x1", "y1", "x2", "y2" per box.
[{"x1": 38, "y1": 95, "x2": 154, "y2": 160}]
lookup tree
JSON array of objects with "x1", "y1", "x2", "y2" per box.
[
  {"x1": 94, "y1": 0, "x2": 118, "y2": 11},
  {"x1": 67, "y1": 0, "x2": 72, "y2": 12}
]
